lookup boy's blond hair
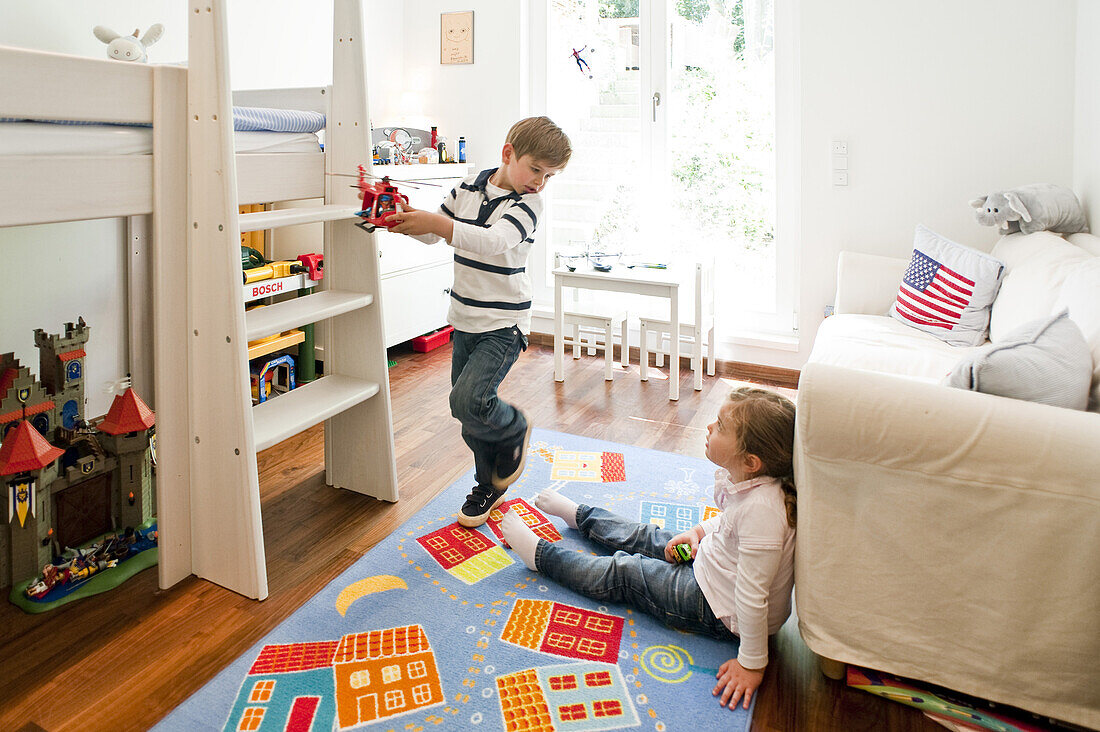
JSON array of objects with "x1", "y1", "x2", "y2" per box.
[{"x1": 506, "y1": 116, "x2": 572, "y2": 169}]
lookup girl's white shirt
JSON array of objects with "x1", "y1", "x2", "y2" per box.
[{"x1": 693, "y1": 468, "x2": 796, "y2": 669}]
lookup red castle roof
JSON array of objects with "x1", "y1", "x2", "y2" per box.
[
  {"x1": 97, "y1": 388, "x2": 155, "y2": 435},
  {"x1": 0, "y1": 400, "x2": 55, "y2": 425},
  {"x1": 0, "y1": 420, "x2": 65, "y2": 476}
]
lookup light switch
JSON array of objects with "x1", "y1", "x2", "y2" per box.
[
  {"x1": 832, "y1": 171, "x2": 849, "y2": 186},
  {"x1": 832, "y1": 155, "x2": 848, "y2": 170}
]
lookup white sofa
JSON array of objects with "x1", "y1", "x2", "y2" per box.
[{"x1": 794, "y1": 231, "x2": 1100, "y2": 729}]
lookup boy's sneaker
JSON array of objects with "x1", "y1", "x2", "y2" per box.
[
  {"x1": 458, "y1": 484, "x2": 508, "y2": 527},
  {"x1": 492, "y1": 411, "x2": 533, "y2": 490}
]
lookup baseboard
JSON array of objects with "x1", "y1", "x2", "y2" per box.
[{"x1": 526, "y1": 332, "x2": 800, "y2": 389}]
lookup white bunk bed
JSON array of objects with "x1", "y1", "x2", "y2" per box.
[
  {"x1": 0, "y1": 45, "x2": 193, "y2": 594},
  {"x1": 0, "y1": 0, "x2": 399, "y2": 601}
]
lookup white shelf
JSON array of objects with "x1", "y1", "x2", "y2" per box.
[
  {"x1": 245, "y1": 290, "x2": 372, "y2": 342},
  {"x1": 239, "y1": 204, "x2": 360, "y2": 232},
  {"x1": 372, "y1": 162, "x2": 470, "y2": 180},
  {"x1": 252, "y1": 375, "x2": 380, "y2": 451}
]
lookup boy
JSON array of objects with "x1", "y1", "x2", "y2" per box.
[{"x1": 385, "y1": 116, "x2": 572, "y2": 527}]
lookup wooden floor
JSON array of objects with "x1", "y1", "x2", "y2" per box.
[{"x1": 0, "y1": 343, "x2": 952, "y2": 731}]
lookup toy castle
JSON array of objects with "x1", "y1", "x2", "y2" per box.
[{"x1": 0, "y1": 318, "x2": 155, "y2": 591}]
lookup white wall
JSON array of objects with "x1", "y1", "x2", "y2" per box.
[
  {"x1": 401, "y1": 1, "x2": 525, "y2": 170},
  {"x1": 1075, "y1": 0, "x2": 1100, "y2": 220},
  {"x1": 764, "y1": 0, "x2": 1078, "y2": 370}
]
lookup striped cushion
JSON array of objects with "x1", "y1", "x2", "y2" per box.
[
  {"x1": 1, "y1": 106, "x2": 325, "y2": 133},
  {"x1": 943, "y1": 310, "x2": 1092, "y2": 410},
  {"x1": 231, "y1": 106, "x2": 324, "y2": 133}
]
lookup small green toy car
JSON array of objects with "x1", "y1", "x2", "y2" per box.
[{"x1": 673, "y1": 543, "x2": 693, "y2": 563}]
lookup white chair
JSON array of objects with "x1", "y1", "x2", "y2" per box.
[
  {"x1": 639, "y1": 261, "x2": 715, "y2": 391},
  {"x1": 562, "y1": 309, "x2": 629, "y2": 381}
]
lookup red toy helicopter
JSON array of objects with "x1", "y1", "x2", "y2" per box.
[{"x1": 354, "y1": 165, "x2": 410, "y2": 233}]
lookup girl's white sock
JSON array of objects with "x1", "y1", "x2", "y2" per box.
[
  {"x1": 534, "y1": 488, "x2": 579, "y2": 530},
  {"x1": 500, "y1": 510, "x2": 539, "y2": 570}
]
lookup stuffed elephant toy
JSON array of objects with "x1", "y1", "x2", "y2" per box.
[
  {"x1": 970, "y1": 183, "x2": 1088, "y2": 235},
  {"x1": 94, "y1": 24, "x2": 164, "y2": 63}
]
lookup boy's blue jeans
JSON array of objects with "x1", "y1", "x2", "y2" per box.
[
  {"x1": 450, "y1": 326, "x2": 528, "y2": 487},
  {"x1": 535, "y1": 505, "x2": 738, "y2": 642}
]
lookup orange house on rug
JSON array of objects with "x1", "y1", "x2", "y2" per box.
[
  {"x1": 331, "y1": 624, "x2": 444, "y2": 728},
  {"x1": 501, "y1": 599, "x2": 624, "y2": 665},
  {"x1": 496, "y1": 661, "x2": 639, "y2": 732}
]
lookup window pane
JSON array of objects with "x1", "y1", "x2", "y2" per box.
[{"x1": 665, "y1": 0, "x2": 776, "y2": 315}]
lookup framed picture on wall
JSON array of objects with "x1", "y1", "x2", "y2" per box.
[{"x1": 441, "y1": 11, "x2": 474, "y2": 64}]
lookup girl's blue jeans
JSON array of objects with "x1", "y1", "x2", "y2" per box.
[
  {"x1": 450, "y1": 326, "x2": 528, "y2": 487},
  {"x1": 535, "y1": 505, "x2": 738, "y2": 642}
]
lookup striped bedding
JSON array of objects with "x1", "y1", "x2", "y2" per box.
[{"x1": 0, "y1": 106, "x2": 325, "y2": 133}]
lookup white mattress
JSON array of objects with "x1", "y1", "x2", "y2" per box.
[{"x1": 0, "y1": 121, "x2": 321, "y2": 156}]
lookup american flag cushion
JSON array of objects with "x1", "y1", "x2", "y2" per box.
[{"x1": 889, "y1": 225, "x2": 1006, "y2": 346}]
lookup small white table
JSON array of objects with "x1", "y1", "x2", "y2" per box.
[{"x1": 553, "y1": 264, "x2": 682, "y2": 400}]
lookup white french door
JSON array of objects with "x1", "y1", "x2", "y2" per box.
[{"x1": 538, "y1": 0, "x2": 790, "y2": 334}]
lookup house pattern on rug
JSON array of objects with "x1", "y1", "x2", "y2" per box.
[
  {"x1": 639, "y1": 500, "x2": 720, "y2": 532},
  {"x1": 223, "y1": 625, "x2": 445, "y2": 731},
  {"x1": 496, "y1": 661, "x2": 640, "y2": 732},
  {"x1": 549, "y1": 451, "x2": 626, "y2": 483},
  {"x1": 416, "y1": 522, "x2": 514, "y2": 585},
  {"x1": 207, "y1": 438, "x2": 738, "y2": 732},
  {"x1": 484, "y1": 498, "x2": 563, "y2": 547},
  {"x1": 499, "y1": 599, "x2": 624, "y2": 666}
]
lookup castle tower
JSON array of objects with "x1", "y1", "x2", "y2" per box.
[
  {"x1": 97, "y1": 388, "x2": 156, "y2": 531},
  {"x1": 0, "y1": 420, "x2": 64, "y2": 589},
  {"x1": 0, "y1": 354, "x2": 57, "y2": 440},
  {"x1": 34, "y1": 318, "x2": 90, "y2": 431}
]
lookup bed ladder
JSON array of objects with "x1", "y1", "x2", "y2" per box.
[{"x1": 185, "y1": 0, "x2": 396, "y2": 600}]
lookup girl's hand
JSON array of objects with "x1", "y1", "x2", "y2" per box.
[
  {"x1": 713, "y1": 658, "x2": 764, "y2": 710},
  {"x1": 664, "y1": 530, "x2": 699, "y2": 563}
]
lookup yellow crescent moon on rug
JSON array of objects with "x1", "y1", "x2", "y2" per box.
[{"x1": 335, "y1": 575, "x2": 408, "y2": 616}]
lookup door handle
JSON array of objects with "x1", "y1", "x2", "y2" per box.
[{"x1": 652, "y1": 91, "x2": 661, "y2": 122}]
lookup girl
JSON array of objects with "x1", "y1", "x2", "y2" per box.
[{"x1": 500, "y1": 387, "x2": 797, "y2": 711}]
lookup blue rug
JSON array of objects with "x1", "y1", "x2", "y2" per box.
[{"x1": 157, "y1": 430, "x2": 754, "y2": 732}]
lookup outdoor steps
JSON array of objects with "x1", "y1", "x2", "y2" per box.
[
  {"x1": 599, "y1": 90, "x2": 639, "y2": 106},
  {"x1": 552, "y1": 180, "x2": 610, "y2": 199},
  {"x1": 578, "y1": 116, "x2": 641, "y2": 133},
  {"x1": 589, "y1": 103, "x2": 640, "y2": 119}
]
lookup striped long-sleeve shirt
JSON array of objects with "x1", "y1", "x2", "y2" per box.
[{"x1": 413, "y1": 168, "x2": 541, "y2": 334}]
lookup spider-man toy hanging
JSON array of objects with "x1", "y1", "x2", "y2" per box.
[{"x1": 571, "y1": 45, "x2": 593, "y2": 79}]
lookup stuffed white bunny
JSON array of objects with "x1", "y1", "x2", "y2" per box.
[{"x1": 93, "y1": 24, "x2": 164, "y2": 63}]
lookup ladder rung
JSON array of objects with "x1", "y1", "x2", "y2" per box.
[
  {"x1": 253, "y1": 375, "x2": 380, "y2": 452},
  {"x1": 239, "y1": 204, "x2": 361, "y2": 232},
  {"x1": 245, "y1": 290, "x2": 372, "y2": 342}
]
